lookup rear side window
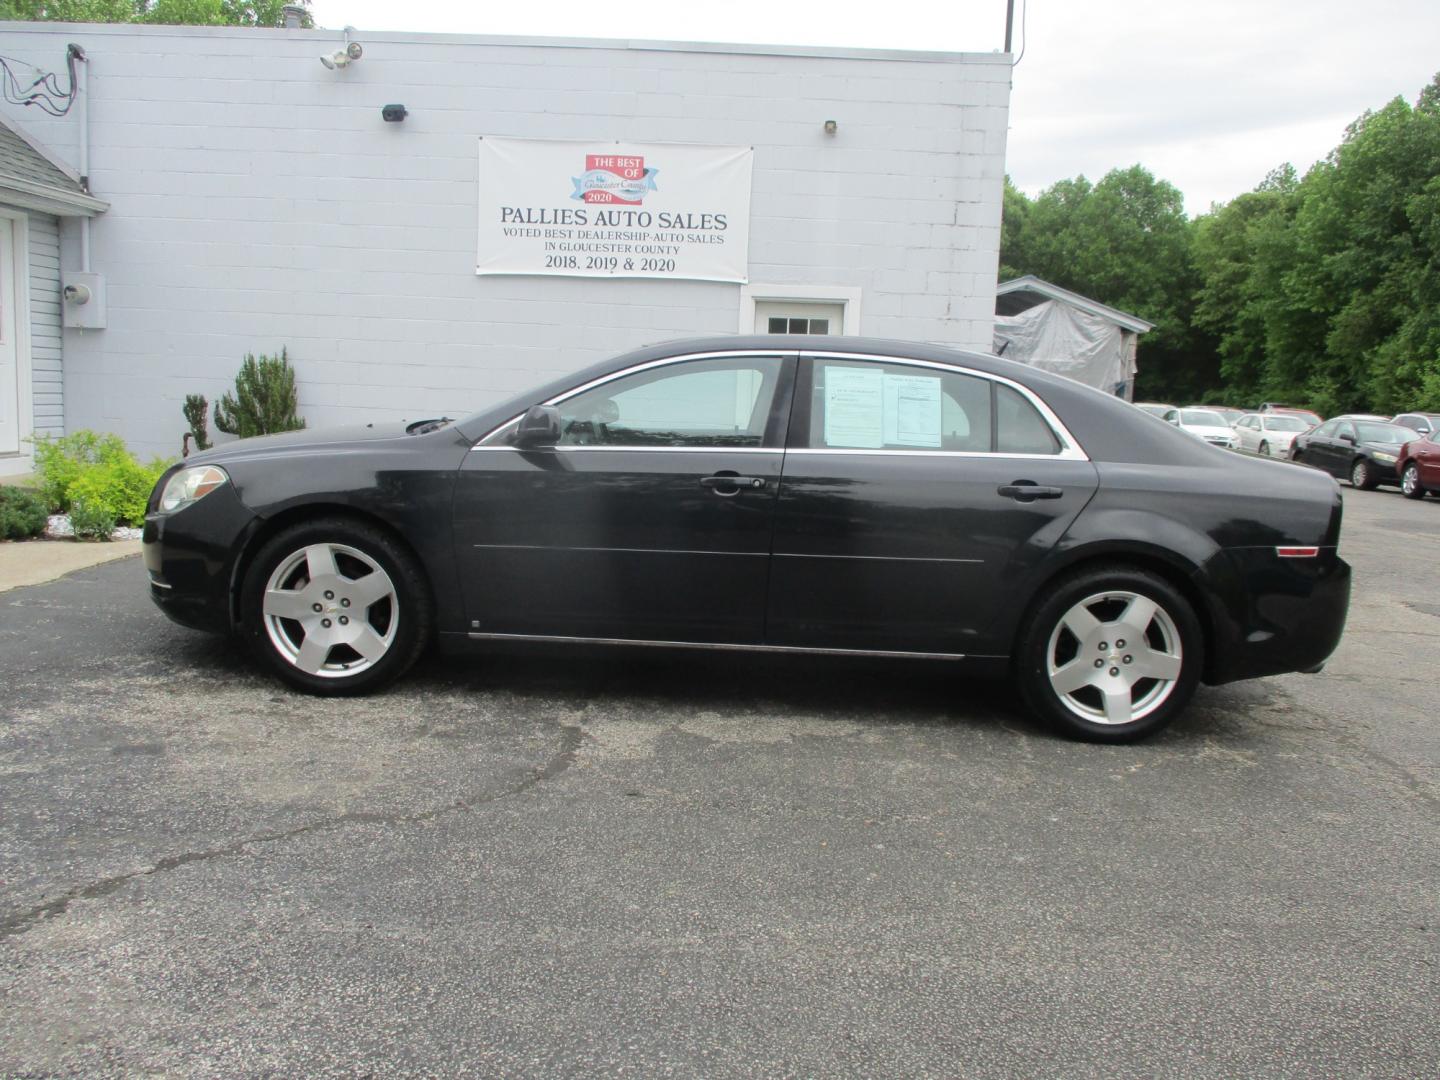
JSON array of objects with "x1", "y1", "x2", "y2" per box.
[
  {"x1": 804, "y1": 360, "x2": 1063, "y2": 455},
  {"x1": 995, "y1": 384, "x2": 1061, "y2": 455},
  {"x1": 808, "y1": 360, "x2": 991, "y2": 452}
]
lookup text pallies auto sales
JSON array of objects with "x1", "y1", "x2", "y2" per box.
[{"x1": 500, "y1": 207, "x2": 728, "y2": 230}]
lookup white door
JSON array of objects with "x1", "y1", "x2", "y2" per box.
[
  {"x1": 0, "y1": 218, "x2": 19, "y2": 456},
  {"x1": 754, "y1": 300, "x2": 844, "y2": 336}
]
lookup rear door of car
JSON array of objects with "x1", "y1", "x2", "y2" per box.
[
  {"x1": 454, "y1": 351, "x2": 796, "y2": 644},
  {"x1": 765, "y1": 354, "x2": 1099, "y2": 656}
]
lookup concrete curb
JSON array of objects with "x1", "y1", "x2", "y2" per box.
[{"x1": 0, "y1": 540, "x2": 142, "y2": 593}]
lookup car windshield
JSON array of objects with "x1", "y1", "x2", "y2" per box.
[
  {"x1": 1264, "y1": 416, "x2": 1309, "y2": 432},
  {"x1": 1180, "y1": 409, "x2": 1226, "y2": 426},
  {"x1": 1355, "y1": 422, "x2": 1413, "y2": 444}
]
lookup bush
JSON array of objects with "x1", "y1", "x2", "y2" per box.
[
  {"x1": 183, "y1": 393, "x2": 211, "y2": 451},
  {"x1": 31, "y1": 430, "x2": 130, "y2": 513},
  {"x1": 69, "y1": 494, "x2": 118, "y2": 541},
  {"x1": 31, "y1": 430, "x2": 172, "y2": 526},
  {"x1": 0, "y1": 486, "x2": 48, "y2": 540},
  {"x1": 214, "y1": 348, "x2": 305, "y2": 439},
  {"x1": 65, "y1": 457, "x2": 167, "y2": 526}
]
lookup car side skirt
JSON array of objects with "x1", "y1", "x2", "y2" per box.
[{"x1": 461, "y1": 630, "x2": 975, "y2": 662}]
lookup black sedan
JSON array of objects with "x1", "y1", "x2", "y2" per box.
[
  {"x1": 1288, "y1": 416, "x2": 1416, "y2": 490},
  {"x1": 144, "y1": 336, "x2": 1350, "y2": 742}
]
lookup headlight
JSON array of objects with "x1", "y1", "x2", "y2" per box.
[
  {"x1": 158, "y1": 465, "x2": 229, "y2": 513},
  {"x1": 1372, "y1": 451, "x2": 1397, "y2": 464}
]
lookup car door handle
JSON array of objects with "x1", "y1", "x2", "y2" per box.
[
  {"x1": 998, "y1": 482, "x2": 1064, "y2": 502},
  {"x1": 700, "y1": 474, "x2": 767, "y2": 494}
]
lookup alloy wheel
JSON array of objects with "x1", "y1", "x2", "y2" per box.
[
  {"x1": 1045, "y1": 590, "x2": 1183, "y2": 726},
  {"x1": 261, "y1": 543, "x2": 398, "y2": 677},
  {"x1": 1402, "y1": 464, "x2": 1422, "y2": 498}
]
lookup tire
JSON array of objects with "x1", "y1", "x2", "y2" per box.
[
  {"x1": 1401, "y1": 463, "x2": 1425, "y2": 500},
  {"x1": 1014, "y1": 565, "x2": 1203, "y2": 743},
  {"x1": 1350, "y1": 458, "x2": 1378, "y2": 490},
  {"x1": 1257, "y1": 440, "x2": 1269, "y2": 457},
  {"x1": 240, "y1": 516, "x2": 432, "y2": 695}
]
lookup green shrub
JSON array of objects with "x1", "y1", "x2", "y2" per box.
[
  {"x1": 214, "y1": 348, "x2": 305, "y2": 439},
  {"x1": 183, "y1": 393, "x2": 211, "y2": 451},
  {"x1": 65, "y1": 456, "x2": 168, "y2": 527},
  {"x1": 69, "y1": 493, "x2": 118, "y2": 541},
  {"x1": 0, "y1": 486, "x2": 48, "y2": 540},
  {"x1": 31, "y1": 430, "x2": 172, "y2": 526},
  {"x1": 31, "y1": 430, "x2": 130, "y2": 512}
]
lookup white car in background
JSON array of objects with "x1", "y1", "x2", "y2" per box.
[
  {"x1": 1162, "y1": 407, "x2": 1238, "y2": 449},
  {"x1": 1232, "y1": 412, "x2": 1313, "y2": 457}
]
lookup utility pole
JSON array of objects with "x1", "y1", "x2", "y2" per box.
[{"x1": 1004, "y1": 0, "x2": 1015, "y2": 53}]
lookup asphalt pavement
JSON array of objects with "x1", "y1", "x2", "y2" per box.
[{"x1": 1, "y1": 485, "x2": 1436, "y2": 1077}]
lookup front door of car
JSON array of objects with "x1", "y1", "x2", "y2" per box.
[
  {"x1": 454, "y1": 353, "x2": 796, "y2": 644},
  {"x1": 765, "y1": 356, "x2": 1100, "y2": 656}
]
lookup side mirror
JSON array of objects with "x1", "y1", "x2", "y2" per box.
[
  {"x1": 515, "y1": 404, "x2": 561, "y2": 448},
  {"x1": 1338, "y1": 433, "x2": 1356, "y2": 445}
]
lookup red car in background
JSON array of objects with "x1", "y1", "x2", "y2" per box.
[{"x1": 1396, "y1": 426, "x2": 1440, "y2": 499}]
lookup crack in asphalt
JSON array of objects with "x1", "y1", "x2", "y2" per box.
[{"x1": 0, "y1": 724, "x2": 584, "y2": 943}]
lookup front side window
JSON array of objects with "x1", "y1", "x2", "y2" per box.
[{"x1": 553, "y1": 357, "x2": 780, "y2": 448}]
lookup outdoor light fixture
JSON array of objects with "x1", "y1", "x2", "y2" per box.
[
  {"x1": 321, "y1": 27, "x2": 362, "y2": 69},
  {"x1": 382, "y1": 104, "x2": 408, "y2": 122},
  {"x1": 824, "y1": 120, "x2": 838, "y2": 134},
  {"x1": 320, "y1": 42, "x2": 362, "y2": 69}
]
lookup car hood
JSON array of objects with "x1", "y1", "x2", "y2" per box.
[
  {"x1": 186, "y1": 422, "x2": 418, "y2": 464},
  {"x1": 1181, "y1": 424, "x2": 1233, "y2": 438}
]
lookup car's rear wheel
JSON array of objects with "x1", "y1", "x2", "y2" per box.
[
  {"x1": 1351, "y1": 458, "x2": 1378, "y2": 490},
  {"x1": 240, "y1": 517, "x2": 432, "y2": 695},
  {"x1": 1015, "y1": 565, "x2": 1203, "y2": 743},
  {"x1": 1401, "y1": 463, "x2": 1425, "y2": 500}
]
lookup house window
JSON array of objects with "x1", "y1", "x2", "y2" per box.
[{"x1": 767, "y1": 316, "x2": 830, "y2": 335}]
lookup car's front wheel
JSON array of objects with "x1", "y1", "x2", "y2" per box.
[
  {"x1": 1351, "y1": 458, "x2": 1378, "y2": 490},
  {"x1": 1258, "y1": 440, "x2": 1270, "y2": 456},
  {"x1": 1401, "y1": 462, "x2": 1425, "y2": 500},
  {"x1": 240, "y1": 517, "x2": 432, "y2": 695},
  {"x1": 1015, "y1": 565, "x2": 1203, "y2": 742}
]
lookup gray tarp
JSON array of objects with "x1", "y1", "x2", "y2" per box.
[{"x1": 993, "y1": 300, "x2": 1133, "y2": 396}]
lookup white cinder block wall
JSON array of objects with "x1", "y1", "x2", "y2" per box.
[{"x1": 1, "y1": 23, "x2": 1011, "y2": 460}]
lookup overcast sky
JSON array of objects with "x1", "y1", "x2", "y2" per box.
[{"x1": 309, "y1": 0, "x2": 1440, "y2": 216}]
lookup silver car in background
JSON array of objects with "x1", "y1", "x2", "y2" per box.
[{"x1": 1232, "y1": 412, "x2": 1313, "y2": 457}]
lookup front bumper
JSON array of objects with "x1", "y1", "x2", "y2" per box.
[
  {"x1": 143, "y1": 482, "x2": 260, "y2": 634},
  {"x1": 1199, "y1": 546, "x2": 1351, "y2": 685}
]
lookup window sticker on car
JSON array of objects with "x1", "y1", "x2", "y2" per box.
[
  {"x1": 824, "y1": 366, "x2": 885, "y2": 448},
  {"x1": 883, "y1": 372, "x2": 944, "y2": 447}
]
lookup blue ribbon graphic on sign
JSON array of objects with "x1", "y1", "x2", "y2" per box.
[{"x1": 571, "y1": 168, "x2": 659, "y2": 203}]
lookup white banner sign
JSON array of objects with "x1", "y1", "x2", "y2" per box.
[{"x1": 477, "y1": 137, "x2": 752, "y2": 282}]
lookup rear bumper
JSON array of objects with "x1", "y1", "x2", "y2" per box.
[
  {"x1": 143, "y1": 484, "x2": 259, "y2": 634},
  {"x1": 1199, "y1": 547, "x2": 1351, "y2": 685}
]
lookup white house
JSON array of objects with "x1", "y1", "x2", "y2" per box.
[{"x1": 0, "y1": 21, "x2": 1012, "y2": 469}]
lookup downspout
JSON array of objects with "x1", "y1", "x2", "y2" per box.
[{"x1": 70, "y1": 43, "x2": 90, "y2": 273}]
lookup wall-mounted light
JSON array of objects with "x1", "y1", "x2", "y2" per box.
[
  {"x1": 382, "y1": 104, "x2": 408, "y2": 122},
  {"x1": 823, "y1": 120, "x2": 838, "y2": 135},
  {"x1": 321, "y1": 27, "x2": 362, "y2": 69}
]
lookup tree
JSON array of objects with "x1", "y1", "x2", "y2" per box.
[
  {"x1": 998, "y1": 166, "x2": 1213, "y2": 401},
  {"x1": 0, "y1": 0, "x2": 311, "y2": 26}
]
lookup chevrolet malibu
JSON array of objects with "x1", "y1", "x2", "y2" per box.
[{"x1": 144, "y1": 337, "x2": 1351, "y2": 742}]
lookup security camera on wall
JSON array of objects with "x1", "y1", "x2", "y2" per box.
[{"x1": 320, "y1": 41, "x2": 363, "y2": 69}]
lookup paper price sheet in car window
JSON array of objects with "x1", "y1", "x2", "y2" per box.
[{"x1": 824, "y1": 367, "x2": 943, "y2": 449}]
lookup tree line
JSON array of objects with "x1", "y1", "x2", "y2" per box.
[{"x1": 1001, "y1": 73, "x2": 1440, "y2": 414}]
